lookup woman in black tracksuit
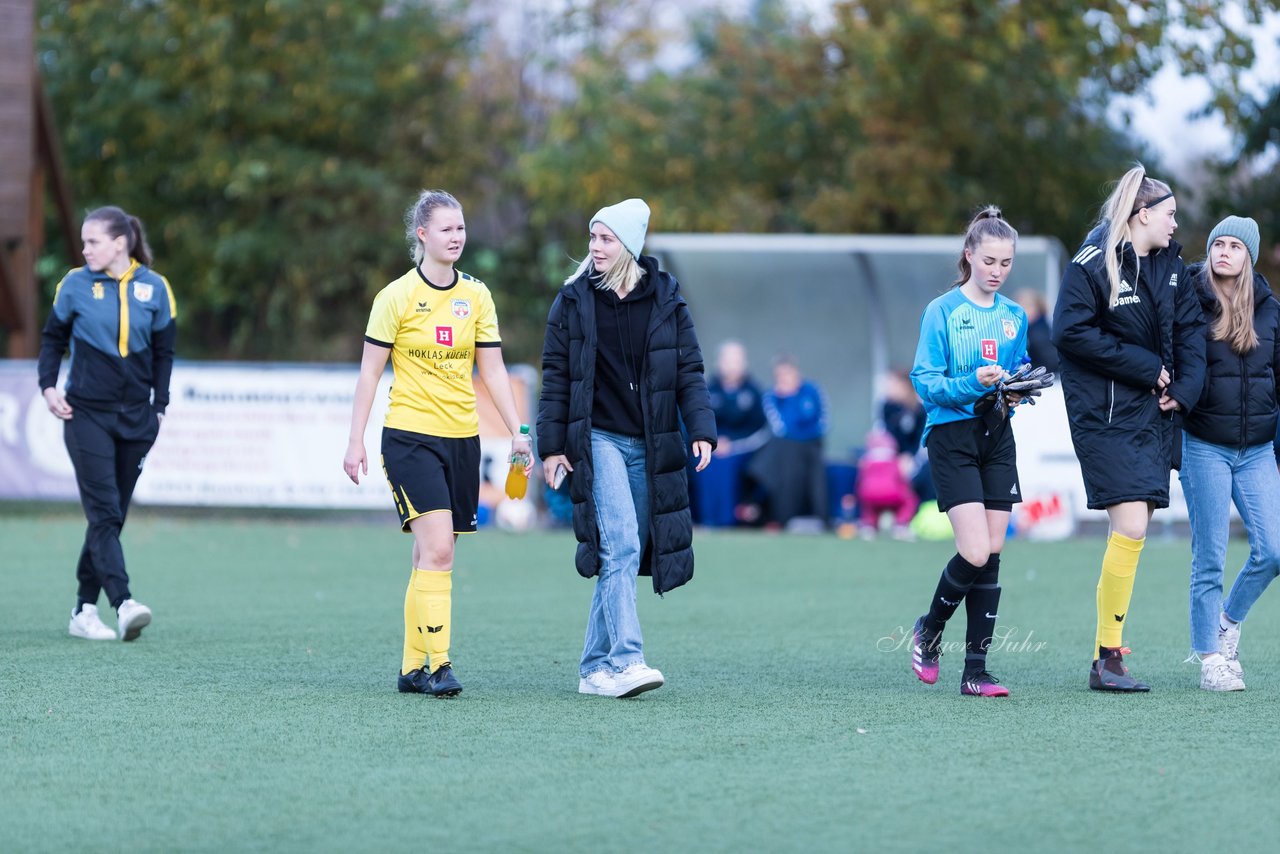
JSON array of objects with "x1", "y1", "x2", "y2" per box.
[
  {"x1": 1052, "y1": 165, "x2": 1206, "y2": 692},
  {"x1": 537, "y1": 198, "x2": 717, "y2": 699},
  {"x1": 38, "y1": 206, "x2": 176, "y2": 643}
]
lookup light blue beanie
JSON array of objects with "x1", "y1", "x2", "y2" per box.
[
  {"x1": 591, "y1": 198, "x2": 650, "y2": 260},
  {"x1": 1207, "y1": 215, "x2": 1260, "y2": 265}
]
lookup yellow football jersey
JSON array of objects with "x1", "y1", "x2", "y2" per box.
[{"x1": 364, "y1": 267, "x2": 501, "y2": 437}]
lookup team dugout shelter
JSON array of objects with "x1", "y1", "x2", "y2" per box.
[{"x1": 647, "y1": 233, "x2": 1066, "y2": 457}]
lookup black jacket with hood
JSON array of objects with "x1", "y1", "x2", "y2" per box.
[
  {"x1": 1051, "y1": 225, "x2": 1207, "y2": 509},
  {"x1": 1182, "y1": 264, "x2": 1280, "y2": 449},
  {"x1": 536, "y1": 255, "x2": 717, "y2": 594}
]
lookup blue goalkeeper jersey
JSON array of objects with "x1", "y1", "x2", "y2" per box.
[{"x1": 910, "y1": 288, "x2": 1029, "y2": 442}]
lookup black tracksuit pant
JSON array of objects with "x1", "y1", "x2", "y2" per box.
[{"x1": 64, "y1": 401, "x2": 159, "y2": 609}]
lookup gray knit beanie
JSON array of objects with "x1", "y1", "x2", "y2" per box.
[
  {"x1": 1207, "y1": 215, "x2": 1260, "y2": 265},
  {"x1": 590, "y1": 199, "x2": 650, "y2": 260}
]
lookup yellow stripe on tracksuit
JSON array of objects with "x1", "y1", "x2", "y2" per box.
[{"x1": 111, "y1": 261, "x2": 140, "y2": 357}]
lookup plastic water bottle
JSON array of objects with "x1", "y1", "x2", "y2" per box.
[{"x1": 504, "y1": 425, "x2": 532, "y2": 500}]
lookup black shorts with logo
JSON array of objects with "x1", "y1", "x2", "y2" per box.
[
  {"x1": 925, "y1": 417, "x2": 1020, "y2": 513},
  {"x1": 380, "y1": 428, "x2": 480, "y2": 534}
]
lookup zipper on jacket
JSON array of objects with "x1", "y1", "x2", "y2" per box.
[
  {"x1": 1107, "y1": 380, "x2": 1115, "y2": 424},
  {"x1": 1240, "y1": 352, "x2": 1249, "y2": 450}
]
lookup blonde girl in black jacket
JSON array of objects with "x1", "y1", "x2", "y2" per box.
[{"x1": 1052, "y1": 165, "x2": 1206, "y2": 692}]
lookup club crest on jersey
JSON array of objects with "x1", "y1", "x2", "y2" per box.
[
  {"x1": 92, "y1": 282, "x2": 105, "y2": 300},
  {"x1": 133, "y1": 283, "x2": 153, "y2": 302},
  {"x1": 980, "y1": 339, "x2": 998, "y2": 361},
  {"x1": 436, "y1": 326, "x2": 453, "y2": 346},
  {"x1": 1002, "y1": 318, "x2": 1017, "y2": 340},
  {"x1": 451, "y1": 299, "x2": 471, "y2": 319}
]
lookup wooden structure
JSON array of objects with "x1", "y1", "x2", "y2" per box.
[{"x1": 0, "y1": 0, "x2": 77, "y2": 358}]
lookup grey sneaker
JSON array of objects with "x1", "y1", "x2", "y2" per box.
[
  {"x1": 1218, "y1": 614, "x2": 1242, "y2": 676},
  {"x1": 1200, "y1": 653, "x2": 1245, "y2": 692},
  {"x1": 69, "y1": 604, "x2": 116, "y2": 641}
]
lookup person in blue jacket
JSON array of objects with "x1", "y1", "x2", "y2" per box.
[
  {"x1": 1052, "y1": 165, "x2": 1206, "y2": 692},
  {"x1": 748, "y1": 354, "x2": 829, "y2": 527},
  {"x1": 1179, "y1": 216, "x2": 1279, "y2": 692},
  {"x1": 909, "y1": 206, "x2": 1028, "y2": 698},
  {"x1": 38, "y1": 206, "x2": 176, "y2": 643}
]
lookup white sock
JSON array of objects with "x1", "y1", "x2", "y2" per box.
[{"x1": 1220, "y1": 612, "x2": 1238, "y2": 630}]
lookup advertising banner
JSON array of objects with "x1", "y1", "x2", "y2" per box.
[{"x1": 0, "y1": 361, "x2": 534, "y2": 510}]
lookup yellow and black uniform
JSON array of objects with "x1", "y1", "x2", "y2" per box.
[
  {"x1": 364, "y1": 264, "x2": 502, "y2": 682},
  {"x1": 365, "y1": 266, "x2": 500, "y2": 534}
]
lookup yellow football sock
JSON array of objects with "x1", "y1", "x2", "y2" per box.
[
  {"x1": 1095, "y1": 532, "x2": 1143, "y2": 655},
  {"x1": 412, "y1": 568, "x2": 452, "y2": 672},
  {"x1": 401, "y1": 573, "x2": 427, "y2": 676}
]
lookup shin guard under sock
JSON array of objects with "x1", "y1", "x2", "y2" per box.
[
  {"x1": 923, "y1": 553, "x2": 984, "y2": 635},
  {"x1": 401, "y1": 573, "x2": 428, "y2": 676},
  {"x1": 965, "y1": 555, "x2": 1001, "y2": 674},
  {"x1": 1096, "y1": 532, "x2": 1143, "y2": 655},
  {"x1": 412, "y1": 568, "x2": 453, "y2": 672}
]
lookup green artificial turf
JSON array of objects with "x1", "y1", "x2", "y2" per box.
[{"x1": 4, "y1": 513, "x2": 1280, "y2": 852}]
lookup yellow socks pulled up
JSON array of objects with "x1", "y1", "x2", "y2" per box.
[
  {"x1": 401, "y1": 575, "x2": 428, "y2": 676},
  {"x1": 411, "y1": 568, "x2": 452, "y2": 672},
  {"x1": 1095, "y1": 532, "x2": 1143, "y2": 655}
]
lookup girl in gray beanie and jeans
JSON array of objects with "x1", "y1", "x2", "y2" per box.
[{"x1": 1178, "y1": 215, "x2": 1279, "y2": 692}]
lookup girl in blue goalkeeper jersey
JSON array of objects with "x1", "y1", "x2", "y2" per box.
[{"x1": 908, "y1": 206, "x2": 1029, "y2": 697}]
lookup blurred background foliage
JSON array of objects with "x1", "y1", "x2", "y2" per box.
[{"x1": 34, "y1": 0, "x2": 1280, "y2": 363}]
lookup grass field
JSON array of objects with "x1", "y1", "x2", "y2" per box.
[{"x1": 5, "y1": 511, "x2": 1280, "y2": 852}]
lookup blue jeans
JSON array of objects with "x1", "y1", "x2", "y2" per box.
[
  {"x1": 581, "y1": 430, "x2": 650, "y2": 677},
  {"x1": 1179, "y1": 434, "x2": 1280, "y2": 654}
]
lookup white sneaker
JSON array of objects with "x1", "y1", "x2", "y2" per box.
[
  {"x1": 116, "y1": 599, "x2": 152, "y2": 642},
  {"x1": 1200, "y1": 653, "x2": 1245, "y2": 692},
  {"x1": 1218, "y1": 613, "x2": 1242, "y2": 676},
  {"x1": 68, "y1": 604, "x2": 117, "y2": 641},
  {"x1": 578, "y1": 670, "x2": 619, "y2": 696},
  {"x1": 614, "y1": 663, "x2": 664, "y2": 698}
]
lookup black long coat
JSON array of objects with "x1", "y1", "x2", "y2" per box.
[
  {"x1": 536, "y1": 256, "x2": 717, "y2": 594},
  {"x1": 1183, "y1": 265, "x2": 1280, "y2": 449},
  {"x1": 1052, "y1": 226, "x2": 1207, "y2": 509}
]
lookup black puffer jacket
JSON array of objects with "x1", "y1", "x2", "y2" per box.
[
  {"x1": 1183, "y1": 264, "x2": 1280, "y2": 448},
  {"x1": 537, "y1": 256, "x2": 717, "y2": 594},
  {"x1": 1052, "y1": 225, "x2": 1206, "y2": 508}
]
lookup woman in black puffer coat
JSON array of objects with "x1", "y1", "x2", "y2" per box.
[
  {"x1": 537, "y1": 198, "x2": 716, "y2": 699},
  {"x1": 1052, "y1": 165, "x2": 1206, "y2": 693},
  {"x1": 1178, "y1": 215, "x2": 1280, "y2": 693}
]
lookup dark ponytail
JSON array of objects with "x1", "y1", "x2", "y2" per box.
[
  {"x1": 127, "y1": 215, "x2": 153, "y2": 266},
  {"x1": 85, "y1": 206, "x2": 153, "y2": 266},
  {"x1": 953, "y1": 205, "x2": 1018, "y2": 288}
]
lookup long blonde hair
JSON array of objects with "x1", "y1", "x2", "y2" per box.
[
  {"x1": 1097, "y1": 165, "x2": 1172, "y2": 308},
  {"x1": 564, "y1": 250, "x2": 645, "y2": 294},
  {"x1": 1206, "y1": 253, "x2": 1259, "y2": 355}
]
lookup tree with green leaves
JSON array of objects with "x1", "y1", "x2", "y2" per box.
[{"x1": 38, "y1": 0, "x2": 489, "y2": 359}]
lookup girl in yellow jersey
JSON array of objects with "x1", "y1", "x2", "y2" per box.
[{"x1": 344, "y1": 190, "x2": 531, "y2": 697}]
